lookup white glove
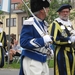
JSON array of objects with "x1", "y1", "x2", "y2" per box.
[
  {"x1": 6, "y1": 52, "x2": 8, "y2": 55},
  {"x1": 0, "y1": 42, "x2": 2, "y2": 46},
  {"x1": 43, "y1": 35, "x2": 52, "y2": 43},
  {"x1": 70, "y1": 36, "x2": 75, "y2": 43},
  {"x1": 70, "y1": 30, "x2": 75, "y2": 36}
]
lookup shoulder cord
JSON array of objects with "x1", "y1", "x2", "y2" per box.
[{"x1": 33, "y1": 18, "x2": 48, "y2": 37}]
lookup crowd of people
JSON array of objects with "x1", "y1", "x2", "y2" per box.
[{"x1": 0, "y1": 0, "x2": 75, "y2": 75}]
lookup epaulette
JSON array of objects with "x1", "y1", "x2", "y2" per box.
[{"x1": 23, "y1": 17, "x2": 34, "y2": 25}]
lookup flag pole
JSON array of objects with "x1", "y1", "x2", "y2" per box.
[{"x1": 7, "y1": 0, "x2": 11, "y2": 66}]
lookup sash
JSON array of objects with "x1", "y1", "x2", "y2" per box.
[{"x1": 33, "y1": 21, "x2": 45, "y2": 37}]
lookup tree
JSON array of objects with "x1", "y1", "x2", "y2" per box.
[{"x1": 17, "y1": 0, "x2": 30, "y2": 18}]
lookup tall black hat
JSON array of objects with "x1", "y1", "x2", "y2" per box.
[
  {"x1": 57, "y1": 4, "x2": 72, "y2": 12},
  {"x1": 30, "y1": 0, "x2": 50, "y2": 13}
]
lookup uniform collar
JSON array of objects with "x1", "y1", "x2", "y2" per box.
[{"x1": 55, "y1": 17, "x2": 72, "y2": 26}]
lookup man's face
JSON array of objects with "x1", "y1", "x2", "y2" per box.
[
  {"x1": 44, "y1": 7, "x2": 49, "y2": 17},
  {"x1": 59, "y1": 8, "x2": 70, "y2": 21},
  {"x1": 40, "y1": 7, "x2": 49, "y2": 20}
]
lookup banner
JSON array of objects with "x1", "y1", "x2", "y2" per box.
[{"x1": 1, "y1": 0, "x2": 10, "y2": 13}]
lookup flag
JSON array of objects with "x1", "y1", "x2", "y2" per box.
[{"x1": 1, "y1": 0, "x2": 10, "y2": 13}]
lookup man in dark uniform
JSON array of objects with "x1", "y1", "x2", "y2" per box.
[
  {"x1": 49, "y1": 4, "x2": 75, "y2": 75},
  {"x1": 0, "y1": 21, "x2": 7, "y2": 68}
]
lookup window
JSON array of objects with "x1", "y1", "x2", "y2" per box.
[
  {"x1": 11, "y1": 3, "x2": 18, "y2": 10},
  {"x1": 11, "y1": 4, "x2": 14, "y2": 10},
  {"x1": 6, "y1": 19, "x2": 9, "y2": 27},
  {"x1": 6, "y1": 18, "x2": 16, "y2": 27}
]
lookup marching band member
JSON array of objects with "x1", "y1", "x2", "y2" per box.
[{"x1": 19, "y1": 0, "x2": 52, "y2": 75}]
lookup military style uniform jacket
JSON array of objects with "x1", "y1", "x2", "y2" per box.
[
  {"x1": 48, "y1": 17, "x2": 75, "y2": 75},
  {"x1": 19, "y1": 17, "x2": 50, "y2": 75}
]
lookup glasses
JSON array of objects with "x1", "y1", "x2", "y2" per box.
[{"x1": 61, "y1": 11, "x2": 70, "y2": 13}]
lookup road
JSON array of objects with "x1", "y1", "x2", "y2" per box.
[{"x1": 0, "y1": 68, "x2": 54, "y2": 75}]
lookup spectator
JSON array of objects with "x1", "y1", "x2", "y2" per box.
[{"x1": 9, "y1": 40, "x2": 22, "y2": 64}]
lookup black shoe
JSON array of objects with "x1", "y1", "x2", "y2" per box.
[{"x1": 9, "y1": 60, "x2": 13, "y2": 64}]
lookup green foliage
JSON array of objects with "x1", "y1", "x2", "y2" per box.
[
  {"x1": 4, "y1": 59, "x2": 54, "y2": 69},
  {"x1": 21, "y1": 0, "x2": 30, "y2": 18},
  {"x1": 0, "y1": 10, "x2": 5, "y2": 21},
  {"x1": 0, "y1": 10, "x2": 3, "y2": 14},
  {"x1": 70, "y1": 9, "x2": 75, "y2": 20},
  {"x1": 46, "y1": 0, "x2": 59, "y2": 23},
  {"x1": 4, "y1": 62, "x2": 20, "y2": 69},
  {"x1": 47, "y1": 59, "x2": 54, "y2": 68}
]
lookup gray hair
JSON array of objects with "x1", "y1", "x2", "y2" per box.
[{"x1": 33, "y1": 11, "x2": 40, "y2": 15}]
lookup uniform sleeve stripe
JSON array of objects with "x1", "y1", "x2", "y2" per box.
[{"x1": 30, "y1": 39, "x2": 39, "y2": 47}]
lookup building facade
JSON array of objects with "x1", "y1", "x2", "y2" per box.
[{"x1": 0, "y1": 0, "x2": 28, "y2": 41}]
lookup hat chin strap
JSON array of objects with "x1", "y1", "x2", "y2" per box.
[{"x1": 43, "y1": 7, "x2": 48, "y2": 16}]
